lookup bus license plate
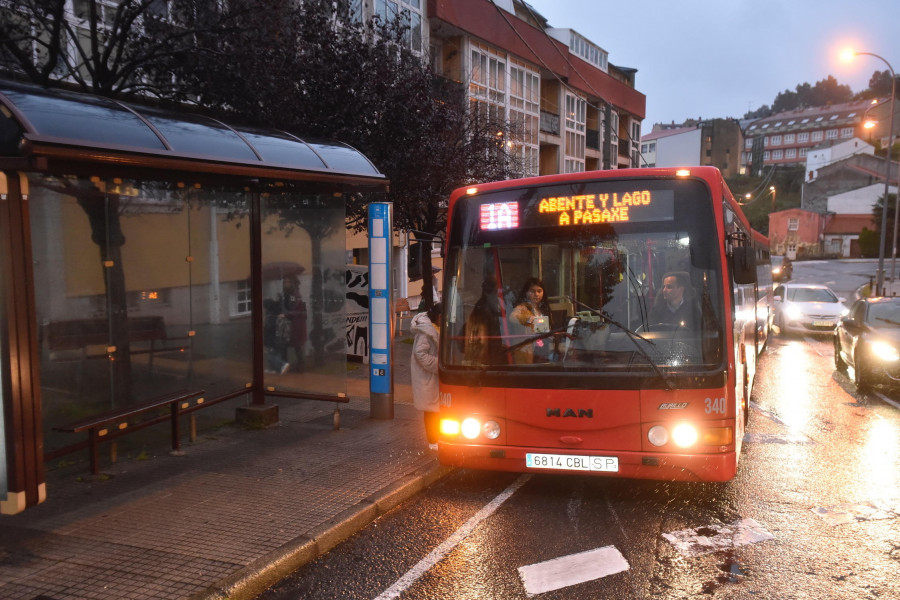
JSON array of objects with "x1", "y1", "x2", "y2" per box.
[{"x1": 526, "y1": 453, "x2": 619, "y2": 472}]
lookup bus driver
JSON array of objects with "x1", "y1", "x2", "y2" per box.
[{"x1": 648, "y1": 271, "x2": 700, "y2": 331}]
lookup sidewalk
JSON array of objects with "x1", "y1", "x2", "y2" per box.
[{"x1": 0, "y1": 336, "x2": 451, "y2": 600}]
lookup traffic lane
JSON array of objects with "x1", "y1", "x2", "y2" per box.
[
  {"x1": 255, "y1": 467, "x2": 763, "y2": 599},
  {"x1": 739, "y1": 334, "x2": 900, "y2": 599},
  {"x1": 255, "y1": 469, "x2": 524, "y2": 600},
  {"x1": 401, "y1": 475, "x2": 743, "y2": 600},
  {"x1": 256, "y1": 333, "x2": 900, "y2": 600}
]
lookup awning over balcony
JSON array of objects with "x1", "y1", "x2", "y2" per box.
[{"x1": 0, "y1": 79, "x2": 387, "y2": 190}]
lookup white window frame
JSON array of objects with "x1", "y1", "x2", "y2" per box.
[
  {"x1": 508, "y1": 58, "x2": 540, "y2": 176},
  {"x1": 564, "y1": 91, "x2": 586, "y2": 173}
]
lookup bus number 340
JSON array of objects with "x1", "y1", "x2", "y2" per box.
[{"x1": 705, "y1": 397, "x2": 727, "y2": 415}]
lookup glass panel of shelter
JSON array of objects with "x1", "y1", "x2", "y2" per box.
[{"x1": 260, "y1": 193, "x2": 348, "y2": 397}]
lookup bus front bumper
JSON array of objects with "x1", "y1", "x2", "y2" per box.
[{"x1": 437, "y1": 443, "x2": 737, "y2": 483}]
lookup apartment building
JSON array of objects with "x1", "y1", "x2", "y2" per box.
[
  {"x1": 640, "y1": 119, "x2": 742, "y2": 176},
  {"x1": 425, "y1": 0, "x2": 646, "y2": 175},
  {"x1": 742, "y1": 98, "x2": 888, "y2": 173}
]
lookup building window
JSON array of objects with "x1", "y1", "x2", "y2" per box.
[
  {"x1": 763, "y1": 150, "x2": 770, "y2": 160},
  {"x1": 564, "y1": 91, "x2": 586, "y2": 172},
  {"x1": 826, "y1": 129, "x2": 838, "y2": 139},
  {"x1": 469, "y1": 42, "x2": 506, "y2": 123},
  {"x1": 788, "y1": 218, "x2": 799, "y2": 231},
  {"x1": 772, "y1": 150, "x2": 783, "y2": 160},
  {"x1": 840, "y1": 127, "x2": 854, "y2": 138},
  {"x1": 784, "y1": 133, "x2": 795, "y2": 144},
  {"x1": 745, "y1": 138, "x2": 753, "y2": 149},
  {"x1": 811, "y1": 131, "x2": 824, "y2": 142},
  {"x1": 785, "y1": 148, "x2": 797, "y2": 159},
  {"x1": 798, "y1": 132, "x2": 809, "y2": 143},
  {"x1": 375, "y1": 0, "x2": 424, "y2": 52},
  {"x1": 509, "y1": 58, "x2": 540, "y2": 176},
  {"x1": 771, "y1": 135, "x2": 782, "y2": 146},
  {"x1": 799, "y1": 147, "x2": 809, "y2": 157},
  {"x1": 234, "y1": 279, "x2": 252, "y2": 316}
]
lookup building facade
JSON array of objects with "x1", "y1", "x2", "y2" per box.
[
  {"x1": 425, "y1": 0, "x2": 646, "y2": 176},
  {"x1": 640, "y1": 119, "x2": 743, "y2": 176},
  {"x1": 742, "y1": 99, "x2": 888, "y2": 173}
]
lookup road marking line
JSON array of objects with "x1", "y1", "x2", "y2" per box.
[
  {"x1": 662, "y1": 518, "x2": 774, "y2": 557},
  {"x1": 743, "y1": 432, "x2": 814, "y2": 445},
  {"x1": 518, "y1": 545, "x2": 629, "y2": 596},
  {"x1": 811, "y1": 499, "x2": 900, "y2": 526},
  {"x1": 749, "y1": 401, "x2": 786, "y2": 425},
  {"x1": 873, "y1": 390, "x2": 900, "y2": 411},
  {"x1": 374, "y1": 474, "x2": 530, "y2": 600}
]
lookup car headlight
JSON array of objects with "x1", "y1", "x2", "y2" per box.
[
  {"x1": 870, "y1": 340, "x2": 900, "y2": 362},
  {"x1": 785, "y1": 305, "x2": 804, "y2": 320}
]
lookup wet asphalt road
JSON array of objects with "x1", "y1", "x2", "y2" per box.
[{"x1": 257, "y1": 260, "x2": 900, "y2": 599}]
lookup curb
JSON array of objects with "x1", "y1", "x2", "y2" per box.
[{"x1": 192, "y1": 463, "x2": 454, "y2": 600}]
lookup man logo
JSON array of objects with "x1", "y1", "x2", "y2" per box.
[{"x1": 546, "y1": 408, "x2": 594, "y2": 418}]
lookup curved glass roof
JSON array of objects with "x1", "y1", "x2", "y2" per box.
[{"x1": 0, "y1": 79, "x2": 385, "y2": 181}]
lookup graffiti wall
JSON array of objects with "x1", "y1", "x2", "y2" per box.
[{"x1": 346, "y1": 265, "x2": 369, "y2": 362}]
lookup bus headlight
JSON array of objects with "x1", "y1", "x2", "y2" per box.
[
  {"x1": 461, "y1": 418, "x2": 481, "y2": 439},
  {"x1": 648, "y1": 425, "x2": 669, "y2": 447},
  {"x1": 482, "y1": 420, "x2": 501, "y2": 440},
  {"x1": 671, "y1": 423, "x2": 699, "y2": 448},
  {"x1": 440, "y1": 418, "x2": 460, "y2": 436}
]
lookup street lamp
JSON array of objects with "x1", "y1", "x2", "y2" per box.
[
  {"x1": 842, "y1": 49, "x2": 896, "y2": 295},
  {"x1": 770, "y1": 186, "x2": 776, "y2": 212}
]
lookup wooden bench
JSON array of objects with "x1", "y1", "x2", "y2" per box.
[
  {"x1": 44, "y1": 316, "x2": 191, "y2": 387},
  {"x1": 53, "y1": 388, "x2": 205, "y2": 475}
]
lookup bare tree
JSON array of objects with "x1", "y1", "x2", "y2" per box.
[{"x1": 0, "y1": 0, "x2": 242, "y2": 99}]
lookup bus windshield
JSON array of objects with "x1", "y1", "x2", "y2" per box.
[{"x1": 442, "y1": 177, "x2": 726, "y2": 381}]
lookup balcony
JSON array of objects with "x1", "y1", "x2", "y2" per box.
[{"x1": 540, "y1": 110, "x2": 560, "y2": 136}]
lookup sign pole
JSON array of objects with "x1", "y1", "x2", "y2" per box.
[{"x1": 368, "y1": 203, "x2": 394, "y2": 419}]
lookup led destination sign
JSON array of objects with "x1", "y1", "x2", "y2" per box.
[{"x1": 479, "y1": 188, "x2": 674, "y2": 231}]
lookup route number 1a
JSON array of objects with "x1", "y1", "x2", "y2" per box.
[{"x1": 705, "y1": 397, "x2": 726, "y2": 415}]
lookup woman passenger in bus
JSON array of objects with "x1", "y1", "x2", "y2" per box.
[
  {"x1": 509, "y1": 277, "x2": 554, "y2": 363},
  {"x1": 464, "y1": 277, "x2": 505, "y2": 365}
]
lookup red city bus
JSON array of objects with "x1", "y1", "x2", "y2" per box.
[{"x1": 436, "y1": 167, "x2": 766, "y2": 482}]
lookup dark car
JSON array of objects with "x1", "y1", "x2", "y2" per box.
[
  {"x1": 834, "y1": 296, "x2": 900, "y2": 390},
  {"x1": 771, "y1": 255, "x2": 792, "y2": 281}
]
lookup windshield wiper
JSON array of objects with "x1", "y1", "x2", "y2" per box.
[{"x1": 566, "y1": 296, "x2": 674, "y2": 390}]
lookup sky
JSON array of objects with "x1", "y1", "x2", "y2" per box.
[{"x1": 528, "y1": 0, "x2": 900, "y2": 135}]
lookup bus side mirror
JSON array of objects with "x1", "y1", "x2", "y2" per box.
[{"x1": 731, "y1": 246, "x2": 757, "y2": 284}]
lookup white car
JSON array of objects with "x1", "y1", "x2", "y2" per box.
[{"x1": 774, "y1": 283, "x2": 849, "y2": 336}]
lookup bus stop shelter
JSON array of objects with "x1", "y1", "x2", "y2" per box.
[{"x1": 0, "y1": 79, "x2": 388, "y2": 514}]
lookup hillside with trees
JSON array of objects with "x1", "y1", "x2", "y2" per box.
[{"x1": 743, "y1": 71, "x2": 898, "y2": 120}]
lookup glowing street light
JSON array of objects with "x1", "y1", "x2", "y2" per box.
[{"x1": 842, "y1": 48, "x2": 896, "y2": 295}]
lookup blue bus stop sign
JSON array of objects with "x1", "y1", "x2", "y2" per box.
[{"x1": 368, "y1": 203, "x2": 393, "y2": 419}]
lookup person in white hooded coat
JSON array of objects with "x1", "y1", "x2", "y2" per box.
[{"x1": 411, "y1": 303, "x2": 442, "y2": 450}]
